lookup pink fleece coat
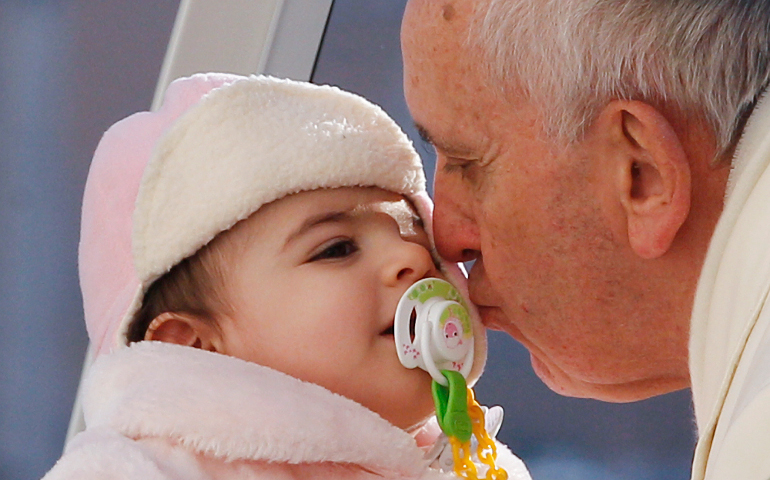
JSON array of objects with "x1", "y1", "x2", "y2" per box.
[{"x1": 44, "y1": 342, "x2": 530, "y2": 480}]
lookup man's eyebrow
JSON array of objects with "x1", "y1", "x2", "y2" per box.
[
  {"x1": 415, "y1": 123, "x2": 434, "y2": 145},
  {"x1": 414, "y1": 122, "x2": 474, "y2": 157},
  {"x1": 283, "y1": 210, "x2": 350, "y2": 250}
]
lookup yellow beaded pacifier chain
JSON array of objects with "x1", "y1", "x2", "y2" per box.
[{"x1": 432, "y1": 370, "x2": 508, "y2": 480}]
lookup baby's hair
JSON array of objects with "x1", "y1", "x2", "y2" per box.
[{"x1": 126, "y1": 235, "x2": 234, "y2": 343}]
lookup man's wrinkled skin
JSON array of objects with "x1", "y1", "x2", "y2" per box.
[{"x1": 402, "y1": 0, "x2": 731, "y2": 402}]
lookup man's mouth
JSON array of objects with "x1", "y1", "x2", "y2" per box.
[
  {"x1": 476, "y1": 306, "x2": 503, "y2": 330},
  {"x1": 466, "y1": 261, "x2": 499, "y2": 308}
]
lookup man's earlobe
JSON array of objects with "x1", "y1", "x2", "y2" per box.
[
  {"x1": 612, "y1": 101, "x2": 692, "y2": 259},
  {"x1": 144, "y1": 312, "x2": 219, "y2": 351}
]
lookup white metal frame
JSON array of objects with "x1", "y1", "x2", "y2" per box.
[
  {"x1": 152, "y1": 0, "x2": 333, "y2": 108},
  {"x1": 65, "y1": 0, "x2": 333, "y2": 445}
]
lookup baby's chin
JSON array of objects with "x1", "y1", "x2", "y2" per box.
[
  {"x1": 404, "y1": 400, "x2": 436, "y2": 431},
  {"x1": 403, "y1": 414, "x2": 436, "y2": 437},
  {"x1": 390, "y1": 406, "x2": 435, "y2": 433},
  {"x1": 379, "y1": 384, "x2": 435, "y2": 431}
]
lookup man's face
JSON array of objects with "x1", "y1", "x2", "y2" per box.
[{"x1": 402, "y1": 0, "x2": 690, "y2": 401}]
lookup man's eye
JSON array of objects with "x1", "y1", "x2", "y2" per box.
[
  {"x1": 310, "y1": 239, "x2": 359, "y2": 261},
  {"x1": 442, "y1": 157, "x2": 473, "y2": 175},
  {"x1": 442, "y1": 162, "x2": 465, "y2": 174}
]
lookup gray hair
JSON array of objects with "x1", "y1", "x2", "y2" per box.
[{"x1": 470, "y1": 0, "x2": 770, "y2": 159}]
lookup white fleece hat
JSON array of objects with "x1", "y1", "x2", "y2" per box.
[{"x1": 79, "y1": 73, "x2": 485, "y2": 380}]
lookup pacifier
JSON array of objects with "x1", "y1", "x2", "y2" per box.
[
  {"x1": 394, "y1": 278, "x2": 474, "y2": 386},
  {"x1": 395, "y1": 278, "x2": 508, "y2": 480}
]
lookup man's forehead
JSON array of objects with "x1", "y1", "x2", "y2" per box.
[
  {"x1": 402, "y1": 0, "x2": 485, "y2": 108},
  {"x1": 403, "y1": 0, "x2": 476, "y2": 36}
]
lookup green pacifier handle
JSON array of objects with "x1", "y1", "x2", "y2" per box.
[{"x1": 432, "y1": 369, "x2": 472, "y2": 442}]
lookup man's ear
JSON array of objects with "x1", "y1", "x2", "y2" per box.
[
  {"x1": 145, "y1": 312, "x2": 220, "y2": 351},
  {"x1": 598, "y1": 100, "x2": 692, "y2": 259}
]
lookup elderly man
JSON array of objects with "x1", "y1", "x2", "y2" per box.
[{"x1": 401, "y1": 1, "x2": 770, "y2": 479}]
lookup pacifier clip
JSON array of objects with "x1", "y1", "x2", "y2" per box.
[{"x1": 433, "y1": 370, "x2": 507, "y2": 480}]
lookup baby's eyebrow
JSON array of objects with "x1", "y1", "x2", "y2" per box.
[
  {"x1": 282, "y1": 199, "x2": 423, "y2": 250},
  {"x1": 283, "y1": 210, "x2": 350, "y2": 249}
]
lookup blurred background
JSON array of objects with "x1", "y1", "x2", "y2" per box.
[{"x1": 0, "y1": 1, "x2": 696, "y2": 479}]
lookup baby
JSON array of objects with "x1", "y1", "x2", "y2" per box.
[{"x1": 44, "y1": 74, "x2": 530, "y2": 480}]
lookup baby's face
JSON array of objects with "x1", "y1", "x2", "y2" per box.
[{"x1": 216, "y1": 187, "x2": 439, "y2": 430}]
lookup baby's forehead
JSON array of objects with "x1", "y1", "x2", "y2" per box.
[
  {"x1": 267, "y1": 186, "x2": 421, "y2": 223},
  {"x1": 282, "y1": 187, "x2": 424, "y2": 237},
  {"x1": 218, "y1": 186, "x2": 424, "y2": 246}
]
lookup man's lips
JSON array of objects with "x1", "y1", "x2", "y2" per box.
[
  {"x1": 467, "y1": 274, "x2": 499, "y2": 310},
  {"x1": 468, "y1": 273, "x2": 504, "y2": 330},
  {"x1": 475, "y1": 305, "x2": 527, "y2": 344},
  {"x1": 475, "y1": 305, "x2": 505, "y2": 330},
  {"x1": 475, "y1": 306, "x2": 531, "y2": 351}
]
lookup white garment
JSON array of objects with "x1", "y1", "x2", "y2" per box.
[
  {"x1": 43, "y1": 342, "x2": 531, "y2": 480},
  {"x1": 689, "y1": 92, "x2": 770, "y2": 480}
]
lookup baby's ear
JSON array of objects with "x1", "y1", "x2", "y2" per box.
[{"x1": 145, "y1": 312, "x2": 219, "y2": 351}]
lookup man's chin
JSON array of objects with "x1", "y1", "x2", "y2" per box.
[
  {"x1": 476, "y1": 307, "x2": 613, "y2": 398},
  {"x1": 528, "y1": 353, "x2": 560, "y2": 390},
  {"x1": 528, "y1": 352, "x2": 592, "y2": 398},
  {"x1": 528, "y1": 352, "x2": 680, "y2": 402}
]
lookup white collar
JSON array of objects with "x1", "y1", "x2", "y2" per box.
[
  {"x1": 689, "y1": 87, "x2": 770, "y2": 468},
  {"x1": 725, "y1": 90, "x2": 770, "y2": 200}
]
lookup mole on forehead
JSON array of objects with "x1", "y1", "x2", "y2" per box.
[{"x1": 442, "y1": 3, "x2": 455, "y2": 21}]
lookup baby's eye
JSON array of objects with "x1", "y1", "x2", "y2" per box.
[{"x1": 310, "y1": 239, "x2": 359, "y2": 261}]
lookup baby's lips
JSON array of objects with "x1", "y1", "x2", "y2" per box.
[{"x1": 380, "y1": 323, "x2": 395, "y2": 336}]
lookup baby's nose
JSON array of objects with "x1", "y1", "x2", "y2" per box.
[{"x1": 384, "y1": 241, "x2": 436, "y2": 287}]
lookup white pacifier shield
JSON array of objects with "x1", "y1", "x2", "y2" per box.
[{"x1": 394, "y1": 278, "x2": 474, "y2": 385}]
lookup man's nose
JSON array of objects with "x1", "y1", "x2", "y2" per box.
[{"x1": 433, "y1": 173, "x2": 481, "y2": 264}]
